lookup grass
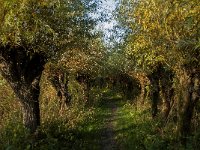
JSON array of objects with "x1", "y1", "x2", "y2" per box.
[
  {"x1": 114, "y1": 103, "x2": 163, "y2": 150},
  {"x1": 71, "y1": 89, "x2": 124, "y2": 149},
  {"x1": 1, "y1": 79, "x2": 200, "y2": 150},
  {"x1": 0, "y1": 85, "x2": 121, "y2": 149},
  {"x1": 112, "y1": 102, "x2": 197, "y2": 150}
]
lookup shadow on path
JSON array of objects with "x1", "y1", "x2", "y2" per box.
[{"x1": 100, "y1": 98, "x2": 119, "y2": 150}]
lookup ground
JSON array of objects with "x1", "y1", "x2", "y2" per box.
[{"x1": 0, "y1": 88, "x2": 185, "y2": 150}]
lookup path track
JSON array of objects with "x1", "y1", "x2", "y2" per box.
[{"x1": 100, "y1": 100, "x2": 118, "y2": 150}]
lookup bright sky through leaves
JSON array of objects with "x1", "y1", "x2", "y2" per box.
[{"x1": 90, "y1": 0, "x2": 117, "y2": 47}]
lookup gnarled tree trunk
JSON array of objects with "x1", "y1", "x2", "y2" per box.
[
  {"x1": 49, "y1": 71, "x2": 71, "y2": 113},
  {"x1": 0, "y1": 46, "x2": 46, "y2": 133},
  {"x1": 160, "y1": 69, "x2": 174, "y2": 120},
  {"x1": 177, "y1": 68, "x2": 200, "y2": 143},
  {"x1": 148, "y1": 70, "x2": 161, "y2": 118},
  {"x1": 20, "y1": 84, "x2": 41, "y2": 133}
]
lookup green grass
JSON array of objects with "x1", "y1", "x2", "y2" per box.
[
  {"x1": 72, "y1": 89, "x2": 124, "y2": 149},
  {"x1": 0, "y1": 87, "x2": 122, "y2": 150},
  {"x1": 112, "y1": 102, "x2": 187, "y2": 150},
  {"x1": 114, "y1": 103, "x2": 160, "y2": 150},
  {"x1": 1, "y1": 84, "x2": 199, "y2": 150}
]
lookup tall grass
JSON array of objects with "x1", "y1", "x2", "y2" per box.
[
  {"x1": 1, "y1": 75, "x2": 200, "y2": 149},
  {"x1": 0, "y1": 76, "x2": 96, "y2": 149},
  {"x1": 114, "y1": 101, "x2": 200, "y2": 150}
]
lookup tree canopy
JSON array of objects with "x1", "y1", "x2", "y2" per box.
[
  {"x1": 121, "y1": 0, "x2": 200, "y2": 72},
  {"x1": 0, "y1": 0, "x2": 200, "y2": 148},
  {"x1": 0, "y1": 0, "x2": 97, "y2": 57}
]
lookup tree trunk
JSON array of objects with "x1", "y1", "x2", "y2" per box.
[
  {"x1": 0, "y1": 46, "x2": 46, "y2": 133},
  {"x1": 160, "y1": 88, "x2": 171, "y2": 119},
  {"x1": 163, "y1": 99, "x2": 170, "y2": 119},
  {"x1": 7, "y1": 80, "x2": 42, "y2": 133},
  {"x1": 148, "y1": 74, "x2": 160, "y2": 118},
  {"x1": 152, "y1": 87, "x2": 159, "y2": 118},
  {"x1": 12, "y1": 78, "x2": 42, "y2": 133},
  {"x1": 140, "y1": 80, "x2": 145, "y2": 104},
  {"x1": 177, "y1": 68, "x2": 200, "y2": 143},
  {"x1": 148, "y1": 64, "x2": 164, "y2": 118},
  {"x1": 21, "y1": 88, "x2": 40, "y2": 133}
]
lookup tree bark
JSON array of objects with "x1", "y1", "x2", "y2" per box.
[
  {"x1": 151, "y1": 86, "x2": 159, "y2": 118},
  {"x1": 20, "y1": 85, "x2": 41, "y2": 133},
  {"x1": 148, "y1": 72, "x2": 160, "y2": 118},
  {"x1": 139, "y1": 79, "x2": 145, "y2": 104},
  {"x1": 49, "y1": 71, "x2": 71, "y2": 112},
  {"x1": 160, "y1": 83, "x2": 173, "y2": 120},
  {"x1": 177, "y1": 68, "x2": 200, "y2": 143}
]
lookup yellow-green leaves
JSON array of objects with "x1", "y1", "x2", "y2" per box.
[
  {"x1": 0, "y1": 0, "x2": 97, "y2": 58},
  {"x1": 120, "y1": 0, "x2": 200, "y2": 72}
]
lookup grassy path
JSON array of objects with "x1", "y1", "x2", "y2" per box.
[
  {"x1": 75, "y1": 93, "x2": 124, "y2": 150},
  {"x1": 71, "y1": 90, "x2": 165, "y2": 150},
  {"x1": 0, "y1": 89, "x2": 192, "y2": 150},
  {"x1": 100, "y1": 98, "x2": 118, "y2": 150},
  {"x1": 0, "y1": 90, "x2": 176, "y2": 150}
]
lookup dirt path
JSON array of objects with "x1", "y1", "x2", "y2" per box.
[{"x1": 101, "y1": 101, "x2": 118, "y2": 150}]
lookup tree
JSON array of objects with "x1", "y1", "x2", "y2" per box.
[
  {"x1": 0, "y1": 0, "x2": 97, "y2": 133},
  {"x1": 120, "y1": 0, "x2": 200, "y2": 139}
]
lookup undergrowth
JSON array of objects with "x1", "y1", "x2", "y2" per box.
[
  {"x1": 114, "y1": 102, "x2": 199, "y2": 150},
  {"x1": 0, "y1": 76, "x2": 200, "y2": 150},
  {"x1": 0, "y1": 77, "x2": 97, "y2": 150}
]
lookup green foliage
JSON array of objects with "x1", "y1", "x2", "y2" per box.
[
  {"x1": 119, "y1": 0, "x2": 200, "y2": 72},
  {"x1": 116, "y1": 0, "x2": 200, "y2": 144},
  {"x1": 0, "y1": 0, "x2": 98, "y2": 59},
  {"x1": 0, "y1": 0, "x2": 200, "y2": 149},
  {"x1": 0, "y1": 75, "x2": 96, "y2": 149},
  {"x1": 0, "y1": 76, "x2": 200, "y2": 149},
  {"x1": 115, "y1": 102, "x2": 179, "y2": 150}
]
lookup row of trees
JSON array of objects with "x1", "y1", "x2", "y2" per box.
[
  {"x1": 116, "y1": 0, "x2": 200, "y2": 142},
  {"x1": 0, "y1": 0, "x2": 103, "y2": 133},
  {"x1": 0, "y1": 0, "x2": 199, "y2": 145},
  {"x1": 0, "y1": 0, "x2": 134, "y2": 135}
]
